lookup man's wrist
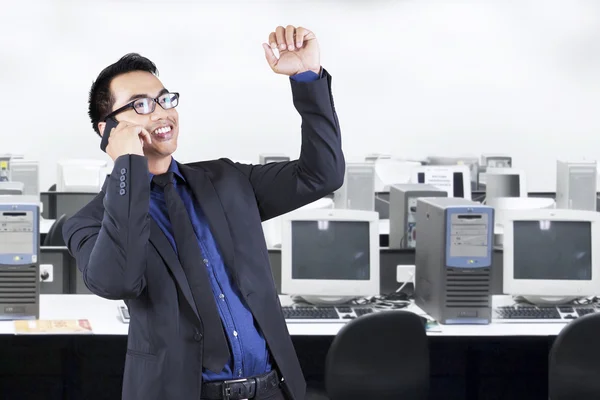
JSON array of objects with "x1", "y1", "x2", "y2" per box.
[{"x1": 290, "y1": 68, "x2": 321, "y2": 83}]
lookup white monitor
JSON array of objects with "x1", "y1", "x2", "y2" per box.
[
  {"x1": 57, "y1": 159, "x2": 107, "y2": 192},
  {"x1": 481, "y1": 168, "x2": 526, "y2": 199},
  {"x1": 503, "y1": 209, "x2": 600, "y2": 303},
  {"x1": 410, "y1": 165, "x2": 472, "y2": 200},
  {"x1": 262, "y1": 197, "x2": 334, "y2": 249},
  {"x1": 10, "y1": 160, "x2": 39, "y2": 197},
  {"x1": 281, "y1": 209, "x2": 380, "y2": 304},
  {"x1": 481, "y1": 154, "x2": 512, "y2": 169},
  {"x1": 259, "y1": 154, "x2": 290, "y2": 164},
  {"x1": 365, "y1": 153, "x2": 392, "y2": 163},
  {"x1": 427, "y1": 155, "x2": 479, "y2": 189},
  {"x1": 373, "y1": 158, "x2": 421, "y2": 192},
  {"x1": 0, "y1": 181, "x2": 24, "y2": 195}
]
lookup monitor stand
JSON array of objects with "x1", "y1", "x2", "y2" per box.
[
  {"x1": 291, "y1": 295, "x2": 356, "y2": 306},
  {"x1": 516, "y1": 295, "x2": 579, "y2": 305}
]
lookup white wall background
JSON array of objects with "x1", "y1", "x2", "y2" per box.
[{"x1": 1, "y1": 0, "x2": 599, "y2": 191}]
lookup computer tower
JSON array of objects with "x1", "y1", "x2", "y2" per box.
[
  {"x1": 389, "y1": 184, "x2": 447, "y2": 249},
  {"x1": 259, "y1": 154, "x2": 290, "y2": 164},
  {"x1": 0, "y1": 200, "x2": 40, "y2": 319},
  {"x1": 556, "y1": 160, "x2": 597, "y2": 211},
  {"x1": 334, "y1": 163, "x2": 375, "y2": 211},
  {"x1": 10, "y1": 160, "x2": 39, "y2": 197},
  {"x1": 415, "y1": 197, "x2": 494, "y2": 324}
]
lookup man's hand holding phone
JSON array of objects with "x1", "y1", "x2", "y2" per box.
[{"x1": 104, "y1": 121, "x2": 152, "y2": 161}]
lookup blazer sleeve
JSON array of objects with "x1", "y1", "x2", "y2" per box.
[
  {"x1": 62, "y1": 155, "x2": 151, "y2": 299},
  {"x1": 229, "y1": 69, "x2": 345, "y2": 221}
]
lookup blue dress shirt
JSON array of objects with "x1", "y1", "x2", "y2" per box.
[{"x1": 149, "y1": 70, "x2": 319, "y2": 382}]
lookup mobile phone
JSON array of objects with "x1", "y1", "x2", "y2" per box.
[
  {"x1": 118, "y1": 305, "x2": 130, "y2": 323},
  {"x1": 100, "y1": 117, "x2": 119, "y2": 152}
]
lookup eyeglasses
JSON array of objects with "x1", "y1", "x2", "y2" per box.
[{"x1": 103, "y1": 92, "x2": 180, "y2": 121}]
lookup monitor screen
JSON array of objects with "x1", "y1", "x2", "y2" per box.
[
  {"x1": 291, "y1": 220, "x2": 370, "y2": 280},
  {"x1": 513, "y1": 220, "x2": 592, "y2": 280},
  {"x1": 56, "y1": 193, "x2": 98, "y2": 218},
  {"x1": 486, "y1": 174, "x2": 520, "y2": 198}
]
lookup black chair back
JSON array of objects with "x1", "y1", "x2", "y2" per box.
[
  {"x1": 44, "y1": 214, "x2": 67, "y2": 247},
  {"x1": 549, "y1": 313, "x2": 600, "y2": 399},
  {"x1": 325, "y1": 310, "x2": 429, "y2": 400}
]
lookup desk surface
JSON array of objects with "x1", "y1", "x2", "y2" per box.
[
  {"x1": 40, "y1": 218, "x2": 55, "y2": 235},
  {"x1": 0, "y1": 295, "x2": 571, "y2": 337}
]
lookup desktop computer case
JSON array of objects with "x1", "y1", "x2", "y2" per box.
[
  {"x1": 415, "y1": 198, "x2": 493, "y2": 324},
  {"x1": 0, "y1": 203, "x2": 40, "y2": 319},
  {"x1": 556, "y1": 160, "x2": 597, "y2": 211},
  {"x1": 334, "y1": 164, "x2": 375, "y2": 211},
  {"x1": 389, "y1": 184, "x2": 447, "y2": 249}
]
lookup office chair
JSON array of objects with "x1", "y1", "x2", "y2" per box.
[
  {"x1": 324, "y1": 310, "x2": 429, "y2": 400},
  {"x1": 43, "y1": 214, "x2": 67, "y2": 247},
  {"x1": 549, "y1": 312, "x2": 600, "y2": 399}
]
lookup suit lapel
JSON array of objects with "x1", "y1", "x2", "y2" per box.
[
  {"x1": 178, "y1": 163, "x2": 237, "y2": 277},
  {"x1": 148, "y1": 218, "x2": 201, "y2": 322}
]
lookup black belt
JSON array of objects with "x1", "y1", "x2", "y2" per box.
[{"x1": 201, "y1": 370, "x2": 281, "y2": 400}]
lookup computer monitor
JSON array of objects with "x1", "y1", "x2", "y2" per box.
[
  {"x1": 56, "y1": 159, "x2": 107, "y2": 192},
  {"x1": 365, "y1": 153, "x2": 392, "y2": 163},
  {"x1": 503, "y1": 209, "x2": 600, "y2": 304},
  {"x1": 481, "y1": 168, "x2": 526, "y2": 200},
  {"x1": 262, "y1": 197, "x2": 334, "y2": 249},
  {"x1": 481, "y1": 154, "x2": 512, "y2": 169},
  {"x1": 0, "y1": 181, "x2": 24, "y2": 195},
  {"x1": 410, "y1": 165, "x2": 472, "y2": 200},
  {"x1": 55, "y1": 192, "x2": 99, "y2": 219},
  {"x1": 427, "y1": 155, "x2": 479, "y2": 190},
  {"x1": 373, "y1": 158, "x2": 421, "y2": 192},
  {"x1": 281, "y1": 209, "x2": 380, "y2": 304},
  {"x1": 259, "y1": 154, "x2": 290, "y2": 164},
  {"x1": 10, "y1": 160, "x2": 39, "y2": 198}
]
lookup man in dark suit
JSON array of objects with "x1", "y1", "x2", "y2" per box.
[{"x1": 63, "y1": 25, "x2": 344, "y2": 400}]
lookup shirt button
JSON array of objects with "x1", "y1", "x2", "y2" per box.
[
  {"x1": 219, "y1": 294, "x2": 225, "y2": 300},
  {"x1": 203, "y1": 259, "x2": 209, "y2": 265},
  {"x1": 119, "y1": 182, "x2": 126, "y2": 188},
  {"x1": 119, "y1": 188, "x2": 126, "y2": 196},
  {"x1": 238, "y1": 370, "x2": 243, "y2": 377},
  {"x1": 194, "y1": 332, "x2": 203, "y2": 341},
  {"x1": 120, "y1": 168, "x2": 127, "y2": 175},
  {"x1": 233, "y1": 331, "x2": 238, "y2": 337},
  {"x1": 119, "y1": 175, "x2": 126, "y2": 182}
]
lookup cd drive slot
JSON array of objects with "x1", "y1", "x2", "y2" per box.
[
  {"x1": 2, "y1": 212, "x2": 27, "y2": 217},
  {"x1": 457, "y1": 214, "x2": 481, "y2": 219}
]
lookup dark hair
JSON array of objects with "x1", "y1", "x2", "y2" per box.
[{"x1": 88, "y1": 53, "x2": 158, "y2": 136}]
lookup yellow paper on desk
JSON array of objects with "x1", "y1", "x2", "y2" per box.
[{"x1": 14, "y1": 319, "x2": 93, "y2": 334}]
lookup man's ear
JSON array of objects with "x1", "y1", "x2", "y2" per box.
[{"x1": 98, "y1": 122, "x2": 106, "y2": 137}]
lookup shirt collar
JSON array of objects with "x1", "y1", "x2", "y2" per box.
[{"x1": 148, "y1": 158, "x2": 186, "y2": 184}]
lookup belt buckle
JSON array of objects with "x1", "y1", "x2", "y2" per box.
[{"x1": 222, "y1": 378, "x2": 248, "y2": 400}]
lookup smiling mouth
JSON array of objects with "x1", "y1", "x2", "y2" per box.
[{"x1": 152, "y1": 125, "x2": 174, "y2": 140}]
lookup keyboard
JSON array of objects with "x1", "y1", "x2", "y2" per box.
[
  {"x1": 118, "y1": 305, "x2": 376, "y2": 324},
  {"x1": 493, "y1": 305, "x2": 597, "y2": 323},
  {"x1": 282, "y1": 305, "x2": 375, "y2": 323}
]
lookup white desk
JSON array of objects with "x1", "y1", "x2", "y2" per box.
[{"x1": 0, "y1": 294, "x2": 570, "y2": 337}]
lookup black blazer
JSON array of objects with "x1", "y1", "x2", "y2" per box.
[{"x1": 63, "y1": 70, "x2": 344, "y2": 400}]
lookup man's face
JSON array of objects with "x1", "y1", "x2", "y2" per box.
[{"x1": 102, "y1": 71, "x2": 179, "y2": 158}]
